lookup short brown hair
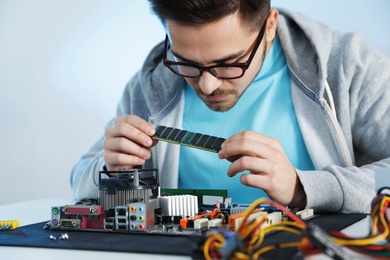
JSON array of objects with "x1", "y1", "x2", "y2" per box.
[{"x1": 147, "y1": 0, "x2": 270, "y2": 31}]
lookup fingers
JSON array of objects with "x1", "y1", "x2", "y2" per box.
[
  {"x1": 225, "y1": 156, "x2": 279, "y2": 191},
  {"x1": 218, "y1": 130, "x2": 282, "y2": 162},
  {"x1": 222, "y1": 130, "x2": 279, "y2": 149},
  {"x1": 103, "y1": 135, "x2": 151, "y2": 161},
  {"x1": 226, "y1": 156, "x2": 271, "y2": 178},
  {"x1": 104, "y1": 150, "x2": 147, "y2": 171},
  {"x1": 103, "y1": 115, "x2": 157, "y2": 171},
  {"x1": 218, "y1": 130, "x2": 301, "y2": 206},
  {"x1": 111, "y1": 115, "x2": 156, "y2": 142}
]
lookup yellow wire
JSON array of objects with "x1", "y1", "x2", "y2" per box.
[
  {"x1": 245, "y1": 222, "x2": 305, "y2": 253},
  {"x1": 203, "y1": 232, "x2": 226, "y2": 260},
  {"x1": 248, "y1": 226, "x2": 266, "y2": 250},
  {"x1": 240, "y1": 213, "x2": 267, "y2": 239},
  {"x1": 237, "y1": 198, "x2": 267, "y2": 232},
  {"x1": 331, "y1": 196, "x2": 390, "y2": 246},
  {"x1": 264, "y1": 226, "x2": 304, "y2": 236},
  {"x1": 263, "y1": 221, "x2": 305, "y2": 234},
  {"x1": 251, "y1": 244, "x2": 276, "y2": 259},
  {"x1": 280, "y1": 241, "x2": 306, "y2": 248},
  {"x1": 251, "y1": 241, "x2": 306, "y2": 259},
  {"x1": 370, "y1": 201, "x2": 382, "y2": 235},
  {"x1": 232, "y1": 251, "x2": 250, "y2": 260},
  {"x1": 371, "y1": 216, "x2": 379, "y2": 236}
]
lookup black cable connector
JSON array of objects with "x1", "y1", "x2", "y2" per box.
[{"x1": 303, "y1": 222, "x2": 352, "y2": 260}]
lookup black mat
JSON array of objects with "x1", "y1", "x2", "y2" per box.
[{"x1": 0, "y1": 214, "x2": 367, "y2": 259}]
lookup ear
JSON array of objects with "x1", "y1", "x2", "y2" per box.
[{"x1": 265, "y1": 9, "x2": 279, "y2": 42}]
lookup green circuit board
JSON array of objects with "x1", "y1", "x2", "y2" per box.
[{"x1": 152, "y1": 125, "x2": 225, "y2": 153}]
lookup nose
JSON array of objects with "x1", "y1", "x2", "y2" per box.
[{"x1": 198, "y1": 72, "x2": 223, "y2": 95}]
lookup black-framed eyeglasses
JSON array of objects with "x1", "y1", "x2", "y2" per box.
[{"x1": 163, "y1": 18, "x2": 268, "y2": 80}]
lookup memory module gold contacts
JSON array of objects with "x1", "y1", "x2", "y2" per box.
[{"x1": 152, "y1": 125, "x2": 225, "y2": 153}]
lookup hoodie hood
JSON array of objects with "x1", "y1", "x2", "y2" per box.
[
  {"x1": 140, "y1": 41, "x2": 185, "y2": 118},
  {"x1": 277, "y1": 8, "x2": 334, "y2": 101}
]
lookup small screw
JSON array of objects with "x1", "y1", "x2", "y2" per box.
[
  {"x1": 49, "y1": 235, "x2": 56, "y2": 240},
  {"x1": 59, "y1": 233, "x2": 69, "y2": 240}
]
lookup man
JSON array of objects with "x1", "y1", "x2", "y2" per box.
[{"x1": 71, "y1": 0, "x2": 390, "y2": 213}]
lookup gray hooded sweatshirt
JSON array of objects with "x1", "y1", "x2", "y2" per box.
[{"x1": 70, "y1": 9, "x2": 390, "y2": 213}]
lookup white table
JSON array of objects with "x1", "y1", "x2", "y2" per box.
[{"x1": 0, "y1": 199, "x2": 372, "y2": 260}]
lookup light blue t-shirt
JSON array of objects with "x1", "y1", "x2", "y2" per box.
[{"x1": 179, "y1": 36, "x2": 314, "y2": 204}]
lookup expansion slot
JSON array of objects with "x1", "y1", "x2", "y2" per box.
[
  {"x1": 228, "y1": 210, "x2": 282, "y2": 231},
  {"x1": 152, "y1": 125, "x2": 225, "y2": 153}
]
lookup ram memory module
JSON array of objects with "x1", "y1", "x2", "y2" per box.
[{"x1": 152, "y1": 125, "x2": 225, "y2": 153}]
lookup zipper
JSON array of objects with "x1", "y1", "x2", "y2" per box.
[
  {"x1": 290, "y1": 69, "x2": 353, "y2": 167},
  {"x1": 322, "y1": 99, "x2": 354, "y2": 167}
]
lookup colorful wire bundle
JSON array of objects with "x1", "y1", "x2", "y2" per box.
[
  {"x1": 202, "y1": 189, "x2": 390, "y2": 260},
  {"x1": 324, "y1": 191, "x2": 390, "y2": 258},
  {"x1": 203, "y1": 198, "x2": 308, "y2": 259}
]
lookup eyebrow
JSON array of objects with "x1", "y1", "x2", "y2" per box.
[{"x1": 170, "y1": 48, "x2": 246, "y2": 65}]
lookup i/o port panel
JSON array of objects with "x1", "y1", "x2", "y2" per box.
[{"x1": 128, "y1": 202, "x2": 154, "y2": 231}]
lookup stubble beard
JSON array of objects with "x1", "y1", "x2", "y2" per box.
[
  {"x1": 200, "y1": 40, "x2": 268, "y2": 113},
  {"x1": 199, "y1": 88, "x2": 238, "y2": 112}
]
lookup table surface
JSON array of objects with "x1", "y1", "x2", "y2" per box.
[{"x1": 0, "y1": 198, "x2": 372, "y2": 260}]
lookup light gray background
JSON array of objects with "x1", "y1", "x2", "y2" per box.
[{"x1": 1, "y1": 0, "x2": 389, "y2": 205}]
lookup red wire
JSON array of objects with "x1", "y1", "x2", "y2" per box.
[{"x1": 264, "y1": 200, "x2": 307, "y2": 227}]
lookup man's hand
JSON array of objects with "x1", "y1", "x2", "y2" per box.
[
  {"x1": 103, "y1": 115, "x2": 157, "y2": 171},
  {"x1": 218, "y1": 130, "x2": 306, "y2": 209}
]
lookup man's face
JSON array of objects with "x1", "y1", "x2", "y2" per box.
[{"x1": 166, "y1": 11, "x2": 275, "y2": 112}]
